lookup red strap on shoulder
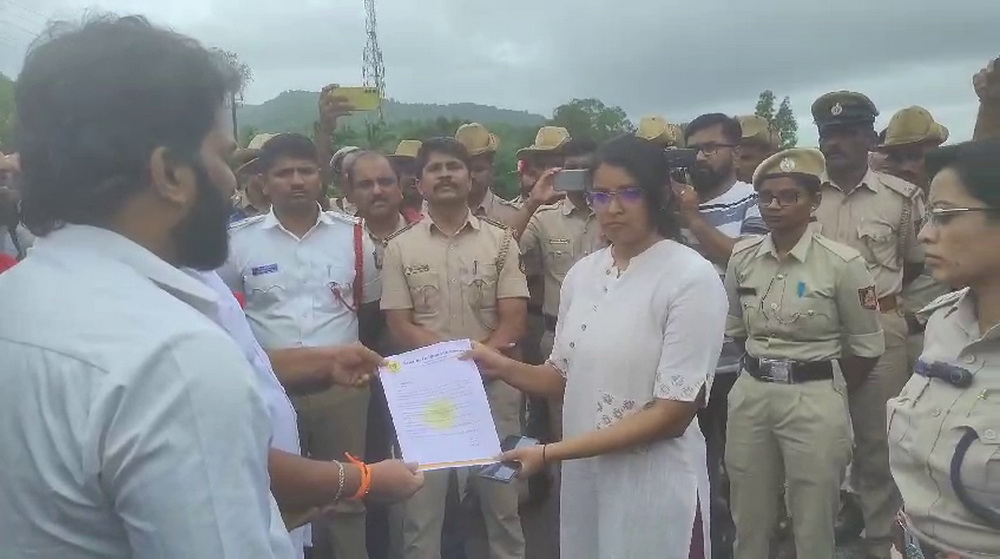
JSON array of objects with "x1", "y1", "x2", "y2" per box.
[{"x1": 353, "y1": 222, "x2": 364, "y2": 311}]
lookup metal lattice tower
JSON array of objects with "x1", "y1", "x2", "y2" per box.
[{"x1": 362, "y1": 0, "x2": 385, "y2": 119}]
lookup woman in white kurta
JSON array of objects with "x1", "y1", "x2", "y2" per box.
[{"x1": 468, "y1": 134, "x2": 728, "y2": 559}]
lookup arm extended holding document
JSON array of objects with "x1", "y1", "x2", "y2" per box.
[{"x1": 462, "y1": 343, "x2": 698, "y2": 479}]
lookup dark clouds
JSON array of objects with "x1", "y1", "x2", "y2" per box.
[{"x1": 4, "y1": 0, "x2": 997, "y2": 143}]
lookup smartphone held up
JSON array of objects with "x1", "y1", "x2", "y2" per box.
[{"x1": 553, "y1": 168, "x2": 590, "y2": 192}]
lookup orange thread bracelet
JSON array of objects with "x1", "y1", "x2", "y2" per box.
[{"x1": 345, "y1": 453, "x2": 372, "y2": 501}]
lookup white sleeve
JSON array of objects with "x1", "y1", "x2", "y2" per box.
[
  {"x1": 653, "y1": 264, "x2": 728, "y2": 402},
  {"x1": 217, "y1": 237, "x2": 244, "y2": 293},
  {"x1": 361, "y1": 232, "x2": 381, "y2": 304},
  {"x1": 98, "y1": 330, "x2": 284, "y2": 558}
]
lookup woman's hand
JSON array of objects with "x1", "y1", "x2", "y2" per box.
[
  {"x1": 461, "y1": 342, "x2": 514, "y2": 381},
  {"x1": 500, "y1": 444, "x2": 547, "y2": 479}
]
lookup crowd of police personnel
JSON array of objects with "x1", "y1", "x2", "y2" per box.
[
  {"x1": 2, "y1": 51, "x2": 999, "y2": 559},
  {"x1": 202, "y1": 62, "x2": 1000, "y2": 559}
]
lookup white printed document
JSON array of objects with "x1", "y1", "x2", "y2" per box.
[{"x1": 379, "y1": 339, "x2": 502, "y2": 471}]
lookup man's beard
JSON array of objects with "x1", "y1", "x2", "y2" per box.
[
  {"x1": 171, "y1": 162, "x2": 231, "y2": 271},
  {"x1": 688, "y1": 161, "x2": 730, "y2": 193}
]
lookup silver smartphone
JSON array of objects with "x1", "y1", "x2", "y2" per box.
[
  {"x1": 477, "y1": 435, "x2": 540, "y2": 483},
  {"x1": 553, "y1": 169, "x2": 589, "y2": 192}
]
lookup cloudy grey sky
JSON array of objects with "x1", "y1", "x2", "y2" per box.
[{"x1": 1, "y1": 0, "x2": 997, "y2": 144}]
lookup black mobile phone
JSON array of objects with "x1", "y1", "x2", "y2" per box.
[
  {"x1": 477, "y1": 435, "x2": 540, "y2": 483},
  {"x1": 664, "y1": 147, "x2": 698, "y2": 169},
  {"x1": 553, "y1": 169, "x2": 589, "y2": 192}
]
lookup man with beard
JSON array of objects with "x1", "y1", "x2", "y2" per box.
[
  {"x1": 456, "y1": 123, "x2": 521, "y2": 225},
  {"x1": 0, "y1": 15, "x2": 294, "y2": 557},
  {"x1": 674, "y1": 112, "x2": 768, "y2": 558},
  {"x1": 381, "y1": 138, "x2": 529, "y2": 559},
  {"x1": 221, "y1": 133, "x2": 382, "y2": 559},
  {"x1": 735, "y1": 115, "x2": 780, "y2": 184},
  {"x1": 810, "y1": 91, "x2": 925, "y2": 559},
  {"x1": 0, "y1": 153, "x2": 33, "y2": 260}
]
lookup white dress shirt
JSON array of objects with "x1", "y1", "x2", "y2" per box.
[
  {"x1": 220, "y1": 207, "x2": 381, "y2": 349},
  {"x1": 188, "y1": 269, "x2": 308, "y2": 557},
  {"x1": 0, "y1": 225, "x2": 294, "y2": 559}
]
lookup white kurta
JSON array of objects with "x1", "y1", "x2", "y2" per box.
[{"x1": 549, "y1": 239, "x2": 728, "y2": 559}]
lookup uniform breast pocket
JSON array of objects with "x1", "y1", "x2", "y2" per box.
[
  {"x1": 244, "y1": 268, "x2": 286, "y2": 304},
  {"x1": 317, "y1": 264, "x2": 356, "y2": 313},
  {"x1": 858, "y1": 220, "x2": 900, "y2": 271},
  {"x1": 546, "y1": 247, "x2": 576, "y2": 272},
  {"x1": 784, "y1": 290, "x2": 836, "y2": 331},
  {"x1": 407, "y1": 271, "x2": 441, "y2": 315},
  {"x1": 464, "y1": 261, "x2": 499, "y2": 311},
  {"x1": 887, "y1": 375, "x2": 930, "y2": 445}
]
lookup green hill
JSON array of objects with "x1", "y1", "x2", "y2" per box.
[{"x1": 237, "y1": 90, "x2": 546, "y2": 135}]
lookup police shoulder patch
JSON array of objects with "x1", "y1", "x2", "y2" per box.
[
  {"x1": 858, "y1": 285, "x2": 879, "y2": 310},
  {"x1": 228, "y1": 214, "x2": 266, "y2": 232}
]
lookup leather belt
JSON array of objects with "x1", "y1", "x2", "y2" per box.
[
  {"x1": 744, "y1": 356, "x2": 834, "y2": 384},
  {"x1": 543, "y1": 314, "x2": 557, "y2": 331},
  {"x1": 879, "y1": 295, "x2": 898, "y2": 314}
]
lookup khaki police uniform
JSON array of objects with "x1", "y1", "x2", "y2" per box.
[
  {"x1": 381, "y1": 213, "x2": 529, "y2": 559},
  {"x1": 878, "y1": 106, "x2": 952, "y2": 368},
  {"x1": 724, "y1": 148, "x2": 886, "y2": 559},
  {"x1": 811, "y1": 91, "x2": 926, "y2": 557},
  {"x1": 888, "y1": 288, "x2": 1000, "y2": 557},
  {"x1": 519, "y1": 198, "x2": 605, "y2": 438}
]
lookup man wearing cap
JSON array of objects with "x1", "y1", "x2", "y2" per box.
[
  {"x1": 329, "y1": 146, "x2": 363, "y2": 216},
  {"x1": 511, "y1": 126, "x2": 572, "y2": 207},
  {"x1": 220, "y1": 133, "x2": 382, "y2": 559},
  {"x1": 455, "y1": 123, "x2": 521, "y2": 226},
  {"x1": 811, "y1": 91, "x2": 925, "y2": 559},
  {"x1": 735, "y1": 115, "x2": 780, "y2": 184},
  {"x1": 388, "y1": 139, "x2": 425, "y2": 222},
  {"x1": 636, "y1": 115, "x2": 679, "y2": 148},
  {"x1": 231, "y1": 133, "x2": 277, "y2": 221},
  {"x1": 875, "y1": 107, "x2": 953, "y2": 376}
]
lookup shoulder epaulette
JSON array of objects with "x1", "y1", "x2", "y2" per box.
[
  {"x1": 384, "y1": 221, "x2": 419, "y2": 244},
  {"x1": 479, "y1": 216, "x2": 512, "y2": 231},
  {"x1": 813, "y1": 234, "x2": 863, "y2": 263},
  {"x1": 875, "y1": 172, "x2": 920, "y2": 199},
  {"x1": 228, "y1": 214, "x2": 266, "y2": 231},
  {"x1": 732, "y1": 235, "x2": 766, "y2": 255},
  {"x1": 916, "y1": 288, "x2": 968, "y2": 321},
  {"x1": 324, "y1": 210, "x2": 361, "y2": 225}
]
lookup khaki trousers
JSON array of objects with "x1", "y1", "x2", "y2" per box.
[
  {"x1": 294, "y1": 385, "x2": 371, "y2": 559},
  {"x1": 726, "y1": 375, "x2": 852, "y2": 559},
  {"x1": 849, "y1": 312, "x2": 909, "y2": 558}
]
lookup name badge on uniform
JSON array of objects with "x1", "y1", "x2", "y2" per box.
[
  {"x1": 251, "y1": 263, "x2": 278, "y2": 276},
  {"x1": 547, "y1": 238, "x2": 570, "y2": 245},
  {"x1": 404, "y1": 264, "x2": 430, "y2": 276},
  {"x1": 737, "y1": 286, "x2": 757, "y2": 296}
]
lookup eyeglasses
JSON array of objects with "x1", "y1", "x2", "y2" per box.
[
  {"x1": 689, "y1": 142, "x2": 737, "y2": 156},
  {"x1": 756, "y1": 191, "x2": 801, "y2": 207},
  {"x1": 923, "y1": 206, "x2": 1000, "y2": 226},
  {"x1": 587, "y1": 187, "x2": 643, "y2": 208}
]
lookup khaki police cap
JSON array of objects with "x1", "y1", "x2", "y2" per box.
[
  {"x1": 812, "y1": 91, "x2": 879, "y2": 130},
  {"x1": 753, "y1": 147, "x2": 826, "y2": 186},
  {"x1": 388, "y1": 139, "x2": 422, "y2": 162},
  {"x1": 737, "y1": 115, "x2": 779, "y2": 148},
  {"x1": 637, "y1": 115, "x2": 677, "y2": 147},
  {"x1": 455, "y1": 123, "x2": 499, "y2": 156},
  {"x1": 233, "y1": 133, "x2": 280, "y2": 173},
  {"x1": 516, "y1": 126, "x2": 571, "y2": 158},
  {"x1": 880, "y1": 106, "x2": 949, "y2": 148}
]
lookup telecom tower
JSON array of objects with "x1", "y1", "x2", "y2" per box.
[{"x1": 362, "y1": 0, "x2": 386, "y2": 119}]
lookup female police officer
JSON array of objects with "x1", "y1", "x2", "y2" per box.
[
  {"x1": 889, "y1": 139, "x2": 1000, "y2": 558},
  {"x1": 724, "y1": 148, "x2": 885, "y2": 559}
]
